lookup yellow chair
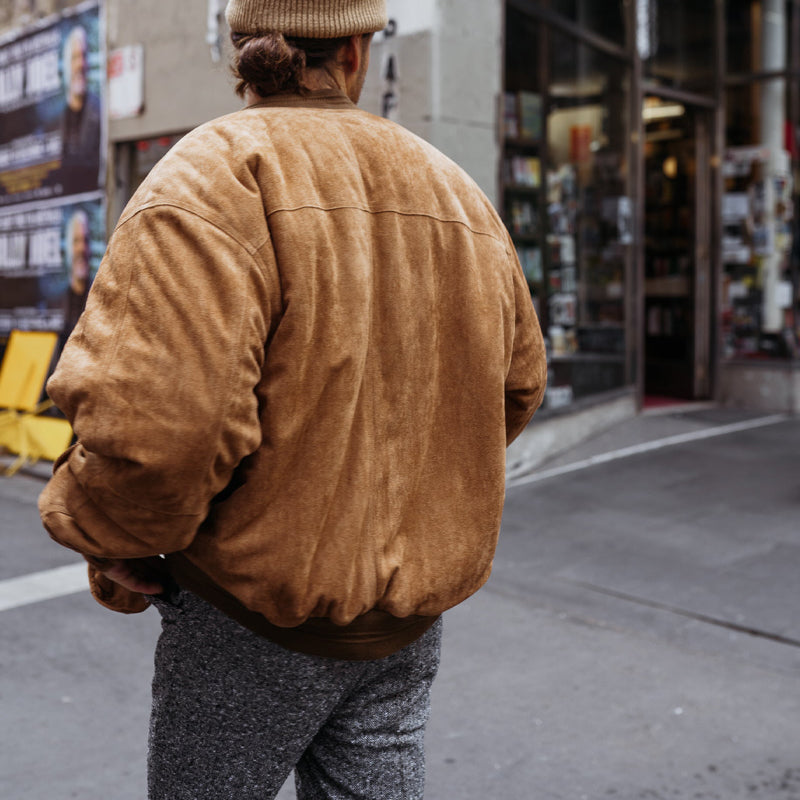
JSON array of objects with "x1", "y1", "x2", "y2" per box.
[{"x1": 0, "y1": 330, "x2": 73, "y2": 476}]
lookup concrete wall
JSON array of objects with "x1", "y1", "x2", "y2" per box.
[
  {"x1": 433, "y1": 0, "x2": 503, "y2": 205},
  {"x1": 361, "y1": 0, "x2": 503, "y2": 205},
  {"x1": 107, "y1": 0, "x2": 240, "y2": 142},
  {"x1": 362, "y1": 29, "x2": 434, "y2": 144},
  {"x1": 718, "y1": 362, "x2": 800, "y2": 413}
]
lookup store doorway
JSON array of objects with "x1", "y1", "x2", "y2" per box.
[{"x1": 643, "y1": 97, "x2": 712, "y2": 402}]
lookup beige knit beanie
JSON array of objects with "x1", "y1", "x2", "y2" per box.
[{"x1": 225, "y1": 0, "x2": 388, "y2": 38}]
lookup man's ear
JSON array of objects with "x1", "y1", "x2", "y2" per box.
[{"x1": 342, "y1": 33, "x2": 366, "y2": 76}]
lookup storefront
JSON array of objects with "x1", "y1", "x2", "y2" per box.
[
  {"x1": 4, "y1": 0, "x2": 796, "y2": 416},
  {"x1": 502, "y1": 0, "x2": 800, "y2": 412}
]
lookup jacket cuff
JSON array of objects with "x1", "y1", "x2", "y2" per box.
[{"x1": 87, "y1": 563, "x2": 151, "y2": 614}]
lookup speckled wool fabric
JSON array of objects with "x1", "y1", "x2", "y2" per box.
[{"x1": 147, "y1": 590, "x2": 442, "y2": 800}]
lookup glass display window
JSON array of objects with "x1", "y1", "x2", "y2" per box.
[
  {"x1": 723, "y1": 4, "x2": 798, "y2": 359},
  {"x1": 503, "y1": 4, "x2": 545, "y2": 317},
  {"x1": 722, "y1": 90, "x2": 797, "y2": 359},
  {"x1": 640, "y1": 0, "x2": 716, "y2": 95},
  {"x1": 726, "y1": 80, "x2": 791, "y2": 149},
  {"x1": 503, "y1": 10, "x2": 633, "y2": 409},
  {"x1": 726, "y1": 0, "x2": 795, "y2": 77},
  {"x1": 549, "y1": 0, "x2": 626, "y2": 46},
  {"x1": 504, "y1": 0, "x2": 800, "y2": 412}
]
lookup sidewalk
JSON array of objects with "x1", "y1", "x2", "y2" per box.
[
  {"x1": 507, "y1": 400, "x2": 786, "y2": 479},
  {"x1": 424, "y1": 406, "x2": 800, "y2": 800},
  {"x1": 2, "y1": 406, "x2": 799, "y2": 800}
]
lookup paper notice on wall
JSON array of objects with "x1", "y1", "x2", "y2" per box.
[
  {"x1": 776, "y1": 280, "x2": 793, "y2": 309},
  {"x1": 722, "y1": 192, "x2": 749, "y2": 221},
  {"x1": 108, "y1": 44, "x2": 144, "y2": 120},
  {"x1": 727, "y1": 281, "x2": 748, "y2": 301}
]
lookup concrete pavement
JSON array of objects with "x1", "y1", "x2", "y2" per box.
[{"x1": 1, "y1": 406, "x2": 798, "y2": 799}]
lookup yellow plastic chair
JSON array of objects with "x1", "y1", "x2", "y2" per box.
[{"x1": 0, "y1": 330, "x2": 73, "y2": 476}]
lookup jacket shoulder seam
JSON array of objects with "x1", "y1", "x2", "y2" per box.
[{"x1": 118, "y1": 201, "x2": 271, "y2": 256}]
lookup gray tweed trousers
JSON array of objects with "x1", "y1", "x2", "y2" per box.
[{"x1": 147, "y1": 589, "x2": 443, "y2": 800}]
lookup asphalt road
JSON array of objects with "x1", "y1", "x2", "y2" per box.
[{"x1": 1, "y1": 407, "x2": 798, "y2": 799}]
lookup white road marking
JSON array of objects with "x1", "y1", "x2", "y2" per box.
[
  {"x1": 0, "y1": 562, "x2": 87, "y2": 612},
  {"x1": 506, "y1": 413, "x2": 789, "y2": 490}
]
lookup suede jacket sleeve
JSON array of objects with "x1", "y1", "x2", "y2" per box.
[
  {"x1": 504, "y1": 238, "x2": 548, "y2": 444},
  {"x1": 38, "y1": 203, "x2": 281, "y2": 607}
]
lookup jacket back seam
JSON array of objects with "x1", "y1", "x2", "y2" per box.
[{"x1": 266, "y1": 204, "x2": 507, "y2": 244}]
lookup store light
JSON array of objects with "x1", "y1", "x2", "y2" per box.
[
  {"x1": 663, "y1": 155, "x2": 678, "y2": 178},
  {"x1": 643, "y1": 102, "x2": 686, "y2": 122}
]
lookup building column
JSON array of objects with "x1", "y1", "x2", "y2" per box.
[{"x1": 759, "y1": 0, "x2": 787, "y2": 333}]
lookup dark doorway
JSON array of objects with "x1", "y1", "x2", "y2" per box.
[{"x1": 643, "y1": 97, "x2": 712, "y2": 400}]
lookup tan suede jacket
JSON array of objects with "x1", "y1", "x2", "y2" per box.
[{"x1": 39, "y1": 90, "x2": 546, "y2": 658}]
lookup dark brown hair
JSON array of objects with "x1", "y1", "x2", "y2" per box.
[{"x1": 230, "y1": 32, "x2": 350, "y2": 97}]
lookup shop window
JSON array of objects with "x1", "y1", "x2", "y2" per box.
[
  {"x1": 722, "y1": 80, "x2": 797, "y2": 359},
  {"x1": 725, "y1": 79, "x2": 794, "y2": 149},
  {"x1": 549, "y1": 0, "x2": 626, "y2": 46},
  {"x1": 727, "y1": 0, "x2": 795, "y2": 77},
  {"x1": 505, "y1": 6, "x2": 543, "y2": 97},
  {"x1": 722, "y1": 1, "x2": 799, "y2": 360},
  {"x1": 503, "y1": 11, "x2": 633, "y2": 409},
  {"x1": 640, "y1": 0, "x2": 715, "y2": 94}
]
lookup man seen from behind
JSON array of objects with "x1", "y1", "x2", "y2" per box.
[{"x1": 39, "y1": 1, "x2": 547, "y2": 798}]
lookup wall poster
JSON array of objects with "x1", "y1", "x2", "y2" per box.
[
  {"x1": 0, "y1": 194, "x2": 105, "y2": 341},
  {"x1": 0, "y1": 1, "x2": 105, "y2": 351},
  {"x1": 0, "y1": 1, "x2": 105, "y2": 207}
]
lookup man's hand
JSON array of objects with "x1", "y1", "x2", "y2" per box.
[{"x1": 100, "y1": 559, "x2": 164, "y2": 595}]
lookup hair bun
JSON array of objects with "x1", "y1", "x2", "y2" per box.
[{"x1": 233, "y1": 33, "x2": 306, "y2": 96}]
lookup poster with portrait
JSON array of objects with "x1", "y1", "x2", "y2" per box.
[
  {"x1": 0, "y1": 1, "x2": 105, "y2": 208},
  {"x1": 0, "y1": 194, "x2": 105, "y2": 342}
]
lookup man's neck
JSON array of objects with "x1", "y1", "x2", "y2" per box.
[
  {"x1": 245, "y1": 66, "x2": 358, "y2": 108},
  {"x1": 302, "y1": 66, "x2": 347, "y2": 95}
]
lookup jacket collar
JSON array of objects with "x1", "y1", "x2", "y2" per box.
[{"x1": 246, "y1": 89, "x2": 357, "y2": 111}]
